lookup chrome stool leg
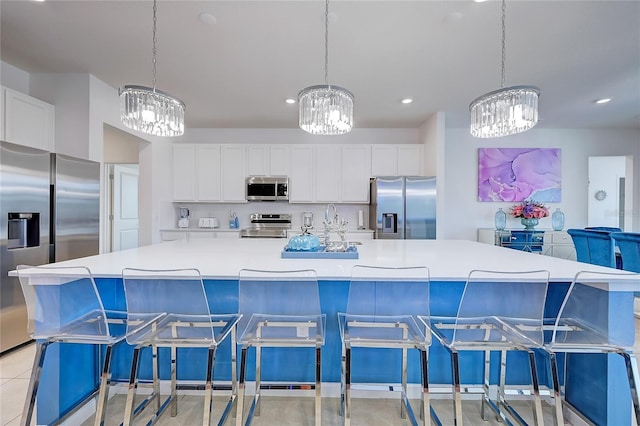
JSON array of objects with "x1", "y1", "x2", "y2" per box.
[
  {"x1": 622, "y1": 352, "x2": 640, "y2": 425},
  {"x1": 254, "y1": 345, "x2": 262, "y2": 417},
  {"x1": 315, "y1": 345, "x2": 322, "y2": 426},
  {"x1": 548, "y1": 351, "x2": 564, "y2": 426},
  {"x1": 21, "y1": 341, "x2": 49, "y2": 426},
  {"x1": 170, "y1": 346, "x2": 177, "y2": 417},
  {"x1": 123, "y1": 346, "x2": 141, "y2": 426},
  {"x1": 481, "y1": 349, "x2": 492, "y2": 421},
  {"x1": 344, "y1": 345, "x2": 352, "y2": 426},
  {"x1": 95, "y1": 344, "x2": 114, "y2": 426},
  {"x1": 450, "y1": 348, "x2": 463, "y2": 426},
  {"x1": 203, "y1": 347, "x2": 216, "y2": 426},
  {"x1": 401, "y1": 345, "x2": 408, "y2": 419},
  {"x1": 152, "y1": 344, "x2": 160, "y2": 412},
  {"x1": 420, "y1": 347, "x2": 431, "y2": 426},
  {"x1": 527, "y1": 350, "x2": 544, "y2": 426},
  {"x1": 235, "y1": 346, "x2": 247, "y2": 426}
]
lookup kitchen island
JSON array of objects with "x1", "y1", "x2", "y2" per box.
[{"x1": 26, "y1": 239, "x2": 638, "y2": 425}]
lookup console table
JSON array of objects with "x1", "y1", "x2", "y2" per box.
[{"x1": 478, "y1": 228, "x2": 576, "y2": 260}]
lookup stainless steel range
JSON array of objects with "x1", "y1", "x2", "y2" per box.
[{"x1": 240, "y1": 213, "x2": 291, "y2": 238}]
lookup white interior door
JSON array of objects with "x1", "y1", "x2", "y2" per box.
[
  {"x1": 588, "y1": 156, "x2": 633, "y2": 230},
  {"x1": 112, "y1": 164, "x2": 139, "y2": 251}
]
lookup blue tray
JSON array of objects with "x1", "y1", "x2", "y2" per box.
[{"x1": 281, "y1": 246, "x2": 359, "y2": 259}]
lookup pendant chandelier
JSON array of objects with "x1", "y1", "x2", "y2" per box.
[
  {"x1": 298, "y1": 0, "x2": 354, "y2": 135},
  {"x1": 469, "y1": 0, "x2": 539, "y2": 138},
  {"x1": 119, "y1": 0, "x2": 185, "y2": 137}
]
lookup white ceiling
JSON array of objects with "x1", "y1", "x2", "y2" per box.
[{"x1": 1, "y1": 0, "x2": 639, "y2": 131}]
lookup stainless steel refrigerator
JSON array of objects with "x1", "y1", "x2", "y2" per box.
[
  {"x1": 369, "y1": 176, "x2": 436, "y2": 239},
  {"x1": 0, "y1": 141, "x2": 100, "y2": 353}
]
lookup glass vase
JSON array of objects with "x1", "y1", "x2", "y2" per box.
[
  {"x1": 521, "y1": 218, "x2": 539, "y2": 230},
  {"x1": 494, "y1": 208, "x2": 507, "y2": 230},
  {"x1": 551, "y1": 208, "x2": 565, "y2": 231}
]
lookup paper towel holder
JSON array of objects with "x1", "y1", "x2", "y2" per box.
[{"x1": 357, "y1": 210, "x2": 366, "y2": 230}]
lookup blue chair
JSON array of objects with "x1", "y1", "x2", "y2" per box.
[
  {"x1": 585, "y1": 226, "x2": 622, "y2": 232},
  {"x1": 611, "y1": 232, "x2": 640, "y2": 273},
  {"x1": 567, "y1": 229, "x2": 616, "y2": 268}
]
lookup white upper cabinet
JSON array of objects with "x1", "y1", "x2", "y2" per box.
[
  {"x1": 397, "y1": 144, "x2": 424, "y2": 176},
  {"x1": 269, "y1": 145, "x2": 290, "y2": 176},
  {"x1": 314, "y1": 145, "x2": 342, "y2": 202},
  {"x1": 173, "y1": 144, "x2": 196, "y2": 201},
  {"x1": 342, "y1": 145, "x2": 371, "y2": 202},
  {"x1": 371, "y1": 144, "x2": 424, "y2": 176},
  {"x1": 173, "y1": 144, "x2": 245, "y2": 202},
  {"x1": 196, "y1": 145, "x2": 221, "y2": 201},
  {"x1": 246, "y1": 144, "x2": 290, "y2": 177},
  {"x1": 371, "y1": 145, "x2": 397, "y2": 176},
  {"x1": 247, "y1": 145, "x2": 269, "y2": 176},
  {"x1": 289, "y1": 145, "x2": 314, "y2": 202},
  {"x1": 3, "y1": 87, "x2": 55, "y2": 151},
  {"x1": 220, "y1": 145, "x2": 247, "y2": 202}
]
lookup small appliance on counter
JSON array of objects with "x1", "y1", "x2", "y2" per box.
[
  {"x1": 228, "y1": 210, "x2": 239, "y2": 229},
  {"x1": 178, "y1": 206, "x2": 190, "y2": 228},
  {"x1": 198, "y1": 217, "x2": 219, "y2": 228}
]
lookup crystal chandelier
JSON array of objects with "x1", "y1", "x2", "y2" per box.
[
  {"x1": 469, "y1": 0, "x2": 539, "y2": 138},
  {"x1": 119, "y1": 0, "x2": 185, "y2": 137},
  {"x1": 298, "y1": 0, "x2": 354, "y2": 135}
]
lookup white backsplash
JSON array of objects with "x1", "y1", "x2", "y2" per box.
[{"x1": 171, "y1": 202, "x2": 370, "y2": 232}]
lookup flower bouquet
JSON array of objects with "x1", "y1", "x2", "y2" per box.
[{"x1": 510, "y1": 200, "x2": 549, "y2": 229}]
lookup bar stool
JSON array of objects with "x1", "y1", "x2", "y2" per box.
[
  {"x1": 543, "y1": 270, "x2": 640, "y2": 425},
  {"x1": 121, "y1": 268, "x2": 241, "y2": 426},
  {"x1": 235, "y1": 269, "x2": 325, "y2": 426},
  {"x1": 428, "y1": 269, "x2": 551, "y2": 426},
  {"x1": 17, "y1": 265, "x2": 128, "y2": 426},
  {"x1": 338, "y1": 265, "x2": 432, "y2": 426},
  {"x1": 567, "y1": 228, "x2": 616, "y2": 268}
]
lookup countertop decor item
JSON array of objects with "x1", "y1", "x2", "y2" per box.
[
  {"x1": 469, "y1": 0, "x2": 539, "y2": 138},
  {"x1": 298, "y1": 0, "x2": 354, "y2": 135},
  {"x1": 119, "y1": 0, "x2": 185, "y2": 137},
  {"x1": 551, "y1": 208, "x2": 565, "y2": 231},
  {"x1": 520, "y1": 217, "x2": 539, "y2": 230},
  {"x1": 495, "y1": 208, "x2": 507, "y2": 230},
  {"x1": 510, "y1": 200, "x2": 549, "y2": 220}
]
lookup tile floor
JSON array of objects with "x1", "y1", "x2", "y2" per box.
[{"x1": 3, "y1": 316, "x2": 640, "y2": 425}]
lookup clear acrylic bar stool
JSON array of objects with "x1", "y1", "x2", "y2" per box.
[
  {"x1": 235, "y1": 269, "x2": 326, "y2": 426},
  {"x1": 427, "y1": 269, "x2": 551, "y2": 426},
  {"x1": 544, "y1": 270, "x2": 640, "y2": 425},
  {"x1": 121, "y1": 268, "x2": 241, "y2": 426},
  {"x1": 338, "y1": 265, "x2": 432, "y2": 426},
  {"x1": 17, "y1": 265, "x2": 128, "y2": 426}
]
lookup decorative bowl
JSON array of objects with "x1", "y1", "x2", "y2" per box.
[{"x1": 286, "y1": 234, "x2": 321, "y2": 251}]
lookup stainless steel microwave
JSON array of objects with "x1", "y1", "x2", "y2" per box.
[{"x1": 246, "y1": 176, "x2": 289, "y2": 201}]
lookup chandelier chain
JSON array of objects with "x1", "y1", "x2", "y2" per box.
[
  {"x1": 501, "y1": 0, "x2": 506, "y2": 88},
  {"x1": 152, "y1": 0, "x2": 158, "y2": 91},
  {"x1": 324, "y1": 0, "x2": 329, "y2": 86}
]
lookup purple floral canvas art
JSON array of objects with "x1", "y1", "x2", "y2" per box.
[{"x1": 478, "y1": 148, "x2": 561, "y2": 202}]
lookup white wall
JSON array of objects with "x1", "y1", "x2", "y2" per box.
[
  {"x1": 441, "y1": 128, "x2": 640, "y2": 240},
  {"x1": 0, "y1": 61, "x2": 29, "y2": 93}
]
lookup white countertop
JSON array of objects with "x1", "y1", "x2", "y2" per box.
[
  {"x1": 33, "y1": 239, "x2": 638, "y2": 289},
  {"x1": 161, "y1": 228, "x2": 240, "y2": 232}
]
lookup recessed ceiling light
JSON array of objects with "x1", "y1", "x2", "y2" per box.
[
  {"x1": 474, "y1": 0, "x2": 488, "y2": 3},
  {"x1": 401, "y1": 98, "x2": 413, "y2": 104},
  {"x1": 595, "y1": 98, "x2": 611, "y2": 104},
  {"x1": 285, "y1": 98, "x2": 296, "y2": 104},
  {"x1": 198, "y1": 12, "x2": 217, "y2": 26}
]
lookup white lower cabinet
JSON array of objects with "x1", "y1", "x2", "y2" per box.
[{"x1": 477, "y1": 228, "x2": 576, "y2": 260}]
